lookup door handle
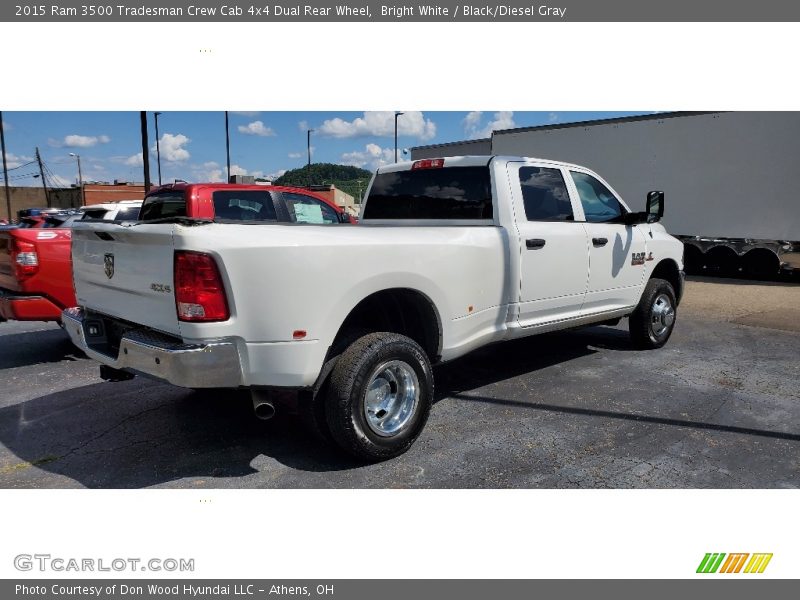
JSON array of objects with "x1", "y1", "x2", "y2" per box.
[
  {"x1": 592, "y1": 237, "x2": 609, "y2": 247},
  {"x1": 526, "y1": 238, "x2": 546, "y2": 250}
]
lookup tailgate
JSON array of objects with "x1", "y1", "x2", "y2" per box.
[{"x1": 71, "y1": 222, "x2": 181, "y2": 336}]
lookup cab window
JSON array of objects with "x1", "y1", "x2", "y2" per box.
[
  {"x1": 212, "y1": 191, "x2": 277, "y2": 222},
  {"x1": 570, "y1": 171, "x2": 624, "y2": 223},
  {"x1": 281, "y1": 193, "x2": 340, "y2": 224},
  {"x1": 519, "y1": 166, "x2": 573, "y2": 221}
]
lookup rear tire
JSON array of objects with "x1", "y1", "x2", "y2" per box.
[
  {"x1": 325, "y1": 332, "x2": 433, "y2": 462},
  {"x1": 629, "y1": 278, "x2": 677, "y2": 349}
]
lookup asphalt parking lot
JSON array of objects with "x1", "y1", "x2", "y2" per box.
[{"x1": 1, "y1": 276, "x2": 798, "y2": 489}]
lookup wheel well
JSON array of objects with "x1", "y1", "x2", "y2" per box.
[
  {"x1": 705, "y1": 245, "x2": 740, "y2": 275},
  {"x1": 331, "y1": 289, "x2": 442, "y2": 362},
  {"x1": 741, "y1": 248, "x2": 781, "y2": 278},
  {"x1": 650, "y1": 259, "x2": 682, "y2": 304}
]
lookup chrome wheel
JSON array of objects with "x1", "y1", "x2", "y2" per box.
[
  {"x1": 363, "y1": 360, "x2": 419, "y2": 437},
  {"x1": 650, "y1": 293, "x2": 675, "y2": 340}
]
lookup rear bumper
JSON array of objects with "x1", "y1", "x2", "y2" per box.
[
  {"x1": 62, "y1": 307, "x2": 244, "y2": 388},
  {"x1": 0, "y1": 288, "x2": 63, "y2": 321}
]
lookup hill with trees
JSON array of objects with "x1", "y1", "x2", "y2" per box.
[{"x1": 270, "y1": 163, "x2": 373, "y2": 201}]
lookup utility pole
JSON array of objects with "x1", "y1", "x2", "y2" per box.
[
  {"x1": 307, "y1": 128, "x2": 314, "y2": 188},
  {"x1": 225, "y1": 111, "x2": 231, "y2": 183},
  {"x1": 0, "y1": 111, "x2": 11, "y2": 222},
  {"x1": 139, "y1": 111, "x2": 151, "y2": 193},
  {"x1": 154, "y1": 111, "x2": 162, "y2": 185},
  {"x1": 35, "y1": 147, "x2": 50, "y2": 208}
]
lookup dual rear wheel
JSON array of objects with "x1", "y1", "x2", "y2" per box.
[{"x1": 307, "y1": 332, "x2": 434, "y2": 462}]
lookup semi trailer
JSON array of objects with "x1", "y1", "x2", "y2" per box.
[{"x1": 413, "y1": 112, "x2": 800, "y2": 277}]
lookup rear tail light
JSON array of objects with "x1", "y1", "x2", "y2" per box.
[
  {"x1": 411, "y1": 158, "x2": 445, "y2": 170},
  {"x1": 11, "y1": 240, "x2": 39, "y2": 280},
  {"x1": 174, "y1": 251, "x2": 230, "y2": 322}
]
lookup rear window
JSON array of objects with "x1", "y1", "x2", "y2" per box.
[
  {"x1": 213, "y1": 191, "x2": 277, "y2": 222},
  {"x1": 363, "y1": 166, "x2": 493, "y2": 220},
  {"x1": 140, "y1": 192, "x2": 187, "y2": 221}
]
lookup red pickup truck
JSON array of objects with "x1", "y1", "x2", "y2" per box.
[
  {"x1": 140, "y1": 182, "x2": 356, "y2": 224},
  {"x1": 0, "y1": 225, "x2": 75, "y2": 323}
]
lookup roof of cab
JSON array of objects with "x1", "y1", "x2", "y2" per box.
[{"x1": 375, "y1": 155, "x2": 588, "y2": 174}]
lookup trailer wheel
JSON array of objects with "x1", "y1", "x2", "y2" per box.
[
  {"x1": 325, "y1": 332, "x2": 433, "y2": 462},
  {"x1": 629, "y1": 278, "x2": 677, "y2": 349}
]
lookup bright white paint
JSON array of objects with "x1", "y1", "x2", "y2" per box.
[{"x1": 70, "y1": 156, "x2": 683, "y2": 388}]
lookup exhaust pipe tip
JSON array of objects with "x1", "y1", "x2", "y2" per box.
[{"x1": 253, "y1": 400, "x2": 276, "y2": 421}]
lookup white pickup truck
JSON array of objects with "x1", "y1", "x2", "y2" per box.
[{"x1": 64, "y1": 156, "x2": 684, "y2": 461}]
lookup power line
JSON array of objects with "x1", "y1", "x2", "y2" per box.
[
  {"x1": 3, "y1": 160, "x2": 37, "y2": 172},
  {"x1": 0, "y1": 171, "x2": 40, "y2": 181}
]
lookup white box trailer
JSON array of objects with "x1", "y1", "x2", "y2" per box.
[{"x1": 413, "y1": 112, "x2": 800, "y2": 276}]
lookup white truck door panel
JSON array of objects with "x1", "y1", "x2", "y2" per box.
[
  {"x1": 567, "y1": 169, "x2": 648, "y2": 313},
  {"x1": 509, "y1": 163, "x2": 590, "y2": 327}
]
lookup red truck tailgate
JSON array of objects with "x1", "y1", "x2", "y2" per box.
[{"x1": 0, "y1": 228, "x2": 74, "y2": 298}]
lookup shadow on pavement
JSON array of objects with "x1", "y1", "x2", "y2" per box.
[
  {"x1": 0, "y1": 325, "x2": 631, "y2": 488},
  {"x1": 452, "y1": 394, "x2": 800, "y2": 442},
  {"x1": 0, "y1": 327, "x2": 85, "y2": 369}
]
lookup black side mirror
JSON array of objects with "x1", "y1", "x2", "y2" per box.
[
  {"x1": 646, "y1": 191, "x2": 665, "y2": 222},
  {"x1": 623, "y1": 211, "x2": 648, "y2": 226},
  {"x1": 338, "y1": 212, "x2": 351, "y2": 223}
]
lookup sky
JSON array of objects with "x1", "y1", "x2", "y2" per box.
[{"x1": 0, "y1": 111, "x2": 652, "y2": 187}]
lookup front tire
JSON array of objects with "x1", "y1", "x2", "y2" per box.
[
  {"x1": 325, "y1": 332, "x2": 433, "y2": 462},
  {"x1": 629, "y1": 278, "x2": 677, "y2": 349}
]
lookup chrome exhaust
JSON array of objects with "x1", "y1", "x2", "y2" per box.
[{"x1": 252, "y1": 392, "x2": 276, "y2": 420}]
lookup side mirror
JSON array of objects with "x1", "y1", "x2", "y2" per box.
[
  {"x1": 338, "y1": 211, "x2": 352, "y2": 223},
  {"x1": 646, "y1": 191, "x2": 664, "y2": 222},
  {"x1": 623, "y1": 211, "x2": 648, "y2": 226}
]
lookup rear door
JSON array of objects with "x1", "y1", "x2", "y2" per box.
[
  {"x1": 71, "y1": 223, "x2": 181, "y2": 336},
  {"x1": 509, "y1": 162, "x2": 590, "y2": 327},
  {"x1": 566, "y1": 169, "x2": 648, "y2": 313}
]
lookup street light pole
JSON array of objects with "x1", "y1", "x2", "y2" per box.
[
  {"x1": 154, "y1": 111, "x2": 162, "y2": 185},
  {"x1": 307, "y1": 128, "x2": 314, "y2": 188},
  {"x1": 225, "y1": 111, "x2": 231, "y2": 183},
  {"x1": 69, "y1": 152, "x2": 83, "y2": 205},
  {"x1": 394, "y1": 111, "x2": 404, "y2": 163}
]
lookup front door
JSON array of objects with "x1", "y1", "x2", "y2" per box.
[{"x1": 567, "y1": 169, "x2": 648, "y2": 313}]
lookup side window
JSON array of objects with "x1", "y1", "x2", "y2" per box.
[
  {"x1": 282, "y1": 193, "x2": 339, "y2": 224},
  {"x1": 212, "y1": 191, "x2": 277, "y2": 222},
  {"x1": 570, "y1": 171, "x2": 624, "y2": 223},
  {"x1": 519, "y1": 166, "x2": 573, "y2": 221}
]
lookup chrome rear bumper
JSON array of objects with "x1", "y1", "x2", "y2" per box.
[{"x1": 62, "y1": 307, "x2": 244, "y2": 388}]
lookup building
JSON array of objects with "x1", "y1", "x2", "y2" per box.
[
  {"x1": 1, "y1": 186, "x2": 80, "y2": 221},
  {"x1": 81, "y1": 182, "x2": 148, "y2": 206},
  {"x1": 308, "y1": 184, "x2": 359, "y2": 216}
]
